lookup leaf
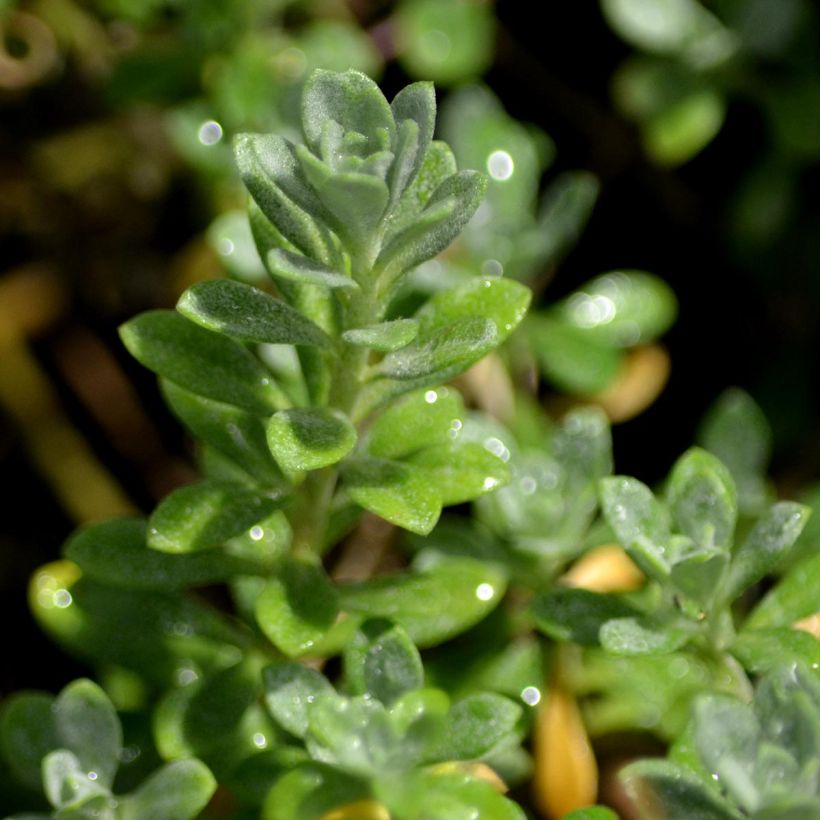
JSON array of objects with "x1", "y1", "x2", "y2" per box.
[
  {"x1": 669, "y1": 548, "x2": 729, "y2": 608},
  {"x1": 732, "y1": 629, "x2": 820, "y2": 675},
  {"x1": 377, "y1": 170, "x2": 487, "y2": 285},
  {"x1": 600, "y1": 617, "x2": 691, "y2": 656},
  {"x1": 377, "y1": 317, "x2": 498, "y2": 381},
  {"x1": 345, "y1": 620, "x2": 424, "y2": 706},
  {"x1": 262, "y1": 763, "x2": 368, "y2": 820},
  {"x1": 365, "y1": 386, "x2": 464, "y2": 460},
  {"x1": 301, "y1": 69, "x2": 395, "y2": 157},
  {"x1": 267, "y1": 408, "x2": 357, "y2": 473},
  {"x1": 620, "y1": 759, "x2": 743, "y2": 820},
  {"x1": 314, "y1": 170, "x2": 391, "y2": 244},
  {"x1": 390, "y1": 81, "x2": 436, "y2": 198},
  {"x1": 53, "y1": 679, "x2": 121, "y2": 788},
  {"x1": 0, "y1": 692, "x2": 60, "y2": 790},
  {"x1": 437, "y1": 693, "x2": 522, "y2": 760},
  {"x1": 416, "y1": 276, "x2": 531, "y2": 347},
  {"x1": 722, "y1": 502, "x2": 810, "y2": 602},
  {"x1": 558, "y1": 271, "x2": 677, "y2": 347},
  {"x1": 667, "y1": 448, "x2": 737, "y2": 551},
  {"x1": 177, "y1": 279, "x2": 331, "y2": 348},
  {"x1": 745, "y1": 553, "x2": 820, "y2": 629},
  {"x1": 42, "y1": 749, "x2": 107, "y2": 810},
  {"x1": 255, "y1": 558, "x2": 339, "y2": 657},
  {"x1": 120, "y1": 311, "x2": 283, "y2": 414},
  {"x1": 528, "y1": 314, "x2": 623, "y2": 394},
  {"x1": 340, "y1": 557, "x2": 506, "y2": 647},
  {"x1": 343, "y1": 319, "x2": 419, "y2": 352},
  {"x1": 531, "y1": 588, "x2": 640, "y2": 646},
  {"x1": 343, "y1": 457, "x2": 442, "y2": 535},
  {"x1": 600, "y1": 476, "x2": 672, "y2": 579},
  {"x1": 234, "y1": 133, "x2": 335, "y2": 263},
  {"x1": 407, "y1": 442, "x2": 511, "y2": 505},
  {"x1": 563, "y1": 809, "x2": 619, "y2": 820},
  {"x1": 262, "y1": 662, "x2": 335, "y2": 738},
  {"x1": 267, "y1": 247, "x2": 358, "y2": 290},
  {"x1": 65, "y1": 518, "x2": 258, "y2": 591},
  {"x1": 148, "y1": 480, "x2": 279, "y2": 553},
  {"x1": 118, "y1": 760, "x2": 216, "y2": 820}
]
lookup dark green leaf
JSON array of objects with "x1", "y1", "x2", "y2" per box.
[
  {"x1": 266, "y1": 248, "x2": 358, "y2": 290},
  {"x1": 120, "y1": 311, "x2": 283, "y2": 414},
  {"x1": 255, "y1": 558, "x2": 339, "y2": 657},
  {"x1": 723, "y1": 502, "x2": 810, "y2": 601},
  {"x1": 66, "y1": 518, "x2": 259, "y2": 590},
  {"x1": 0, "y1": 692, "x2": 60, "y2": 790},
  {"x1": 148, "y1": 480, "x2": 279, "y2": 553},
  {"x1": 340, "y1": 557, "x2": 506, "y2": 647},
  {"x1": 746, "y1": 554, "x2": 820, "y2": 629},
  {"x1": 262, "y1": 662, "x2": 335, "y2": 738},
  {"x1": 532, "y1": 588, "x2": 640, "y2": 646},
  {"x1": 437, "y1": 693, "x2": 521, "y2": 760},
  {"x1": 267, "y1": 408, "x2": 357, "y2": 473},
  {"x1": 343, "y1": 319, "x2": 419, "y2": 352},
  {"x1": 118, "y1": 760, "x2": 215, "y2": 820},
  {"x1": 344, "y1": 457, "x2": 442, "y2": 535},
  {"x1": 177, "y1": 279, "x2": 331, "y2": 348}
]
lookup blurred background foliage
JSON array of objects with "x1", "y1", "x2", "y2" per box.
[{"x1": 1, "y1": 0, "x2": 819, "y2": 710}]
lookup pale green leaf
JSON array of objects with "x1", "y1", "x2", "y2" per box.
[
  {"x1": 343, "y1": 319, "x2": 419, "y2": 353},
  {"x1": 262, "y1": 662, "x2": 335, "y2": 738},
  {"x1": 266, "y1": 247, "x2": 358, "y2": 290},
  {"x1": 118, "y1": 760, "x2": 215, "y2": 820}
]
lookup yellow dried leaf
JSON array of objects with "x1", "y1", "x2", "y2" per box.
[{"x1": 562, "y1": 544, "x2": 644, "y2": 593}]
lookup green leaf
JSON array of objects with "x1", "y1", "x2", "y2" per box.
[
  {"x1": 669, "y1": 547, "x2": 729, "y2": 608},
  {"x1": 723, "y1": 502, "x2": 810, "y2": 601},
  {"x1": 267, "y1": 408, "x2": 357, "y2": 473},
  {"x1": 42, "y1": 749, "x2": 107, "y2": 810},
  {"x1": 53, "y1": 679, "x2": 121, "y2": 788},
  {"x1": 365, "y1": 386, "x2": 464, "y2": 460},
  {"x1": 390, "y1": 81, "x2": 436, "y2": 199},
  {"x1": 255, "y1": 558, "x2": 339, "y2": 657},
  {"x1": 407, "y1": 442, "x2": 510, "y2": 505},
  {"x1": 600, "y1": 476, "x2": 672, "y2": 578},
  {"x1": 161, "y1": 380, "x2": 284, "y2": 488},
  {"x1": 118, "y1": 760, "x2": 215, "y2": 820},
  {"x1": 0, "y1": 692, "x2": 60, "y2": 790},
  {"x1": 148, "y1": 480, "x2": 279, "y2": 554},
  {"x1": 621, "y1": 759, "x2": 742, "y2": 820},
  {"x1": 262, "y1": 763, "x2": 367, "y2": 820},
  {"x1": 66, "y1": 518, "x2": 258, "y2": 591},
  {"x1": 377, "y1": 317, "x2": 498, "y2": 381},
  {"x1": 177, "y1": 279, "x2": 331, "y2": 348},
  {"x1": 600, "y1": 617, "x2": 691, "y2": 656},
  {"x1": 667, "y1": 448, "x2": 737, "y2": 551},
  {"x1": 437, "y1": 693, "x2": 522, "y2": 760},
  {"x1": 343, "y1": 457, "x2": 442, "y2": 535},
  {"x1": 698, "y1": 388, "x2": 772, "y2": 513},
  {"x1": 266, "y1": 247, "x2": 358, "y2": 290},
  {"x1": 262, "y1": 662, "x2": 335, "y2": 738},
  {"x1": 528, "y1": 314, "x2": 624, "y2": 394},
  {"x1": 746, "y1": 553, "x2": 820, "y2": 629},
  {"x1": 732, "y1": 628, "x2": 820, "y2": 675},
  {"x1": 234, "y1": 133, "x2": 335, "y2": 263},
  {"x1": 377, "y1": 170, "x2": 487, "y2": 285},
  {"x1": 557, "y1": 271, "x2": 677, "y2": 347},
  {"x1": 343, "y1": 319, "x2": 419, "y2": 352},
  {"x1": 387, "y1": 688, "x2": 450, "y2": 764},
  {"x1": 531, "y1": 588, "x2": 640, "y2": 646},
  {"x1": 563, "y1": 809, "x2": 619, "y2": 820},
  {"x1": 120, "y1": 311, "x2": 283, "y2": 414},
  {"x1": 346, "y1": 620, "x2": 424, "y2": 706},
  {"x1": 340, "y1": 557, "x2": 506, "y2": 647},
  {"x1": 302, "y1": 69, "x2": 395, "y2": 157}
]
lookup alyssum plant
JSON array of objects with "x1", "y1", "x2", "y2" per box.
[{"x1": 2, "y1": 70, "x2": 818, "y2": 820}]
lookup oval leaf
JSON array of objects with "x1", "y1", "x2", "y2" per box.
[
  {"x1": 263, "y1": 663, "x2": 335, "y2": 738},
  {"x1": 267, "y1": 408, "x2": 357, "y2": 473},
  {"x1": 118, "y1": 759, "x2": 216, "y2": 820},
  {"x1": 343, "y1": 319, "x2": 419, "y2": 353}
]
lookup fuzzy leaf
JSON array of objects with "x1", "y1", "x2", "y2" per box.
[
  {"x1": 365, "y1": 387, "x2": 464, "y2": 460},
  {"x1": 267, "y1": 408, "x2": 357, "y2": 473},
  {"x1": 732, "y1": 628, "x2": 820, "y2": 675},
  {"x1": 389, "y1": 82, "x2": 436, "y2": 199},
  {"x1": 600, "y1": 617, "x2": 690, "y2": 656},
  {"x1": 407, "y1": 442, "x2": 511, "y2": 504},
  {"x1": 438, "y1": 693, "x2": 522, "y2": 760},
  {"x1": 745, "y1": 554, "x2": 820, "y2": 629},
  {"x1": 723, "y1": 502, "x2": 810, "y2": 601},
  {"x1": 42, "y1": 749, "x2": 107, "y2": 810},
  {"x1": 667, "y1": 448, "x2": 737, "y2": 551},
  {"x1": 0, "y1": 693, "x2": 60, "y2": 790},
  {"x1": 263, "y1": 662, "x2": 335, "y2": 738},
  {"x1": 340, "y1": 557, "x2": 506, "y2": 647},
  {"x1": 600, "y1": 476, "x2": 672, "y2": 578},
  {"x1": 118, "y1": 760, "x2": 216, "y2": 820},
  {"x1": 255, "y1": 558, "x2": 339, "y2": 657},
  {"x1": 266, "y1": 247, "x2": 358, "y2": 290},
  {"x1": 343, "y1": 457, "x2": 442, "y2": 535},
  {"x1": 343, "y1": 319, "x2": 419, "y2": 352},
  {"x1": 177, "y1": 279, "x2": 331, "y2": 348},
  {"x1": 120, "y1": 311, "x2": 282, "y2": 414},
  {"x1": 66, "y1": 518, "x2": 258, "y2": 591},
  {"x1": 316, "y1": 171, "x2": 390, "y2": 242},
  {"x1": 261, "y1": 763, "x2": 368, "y2": 820}
]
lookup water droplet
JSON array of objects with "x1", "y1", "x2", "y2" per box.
[
  {"x1": 521, "y1": 686, "x2": 541, "y2": 706},
  {"x1": 249, "y1": 525, "x2": 264, "y2": 541},
  {"x1": 252, "y1": 732, "x2": 268, "y2": 749},
  {"x1": 482, "y1": 476, "x2": 500, "y2": 491},
  {"x1": 176, "y1": 666, "x2": 198, "y2": 686},
  {"x1": 424, "y1": 390, "x2": 438, "y2": 404},
  {"x1": 520, "y1": 476, "x2": 537, "y2": 495},
  {"x1": 217, "y1": 237, "x2": 235, "y2": 256},
  {"x1": 481, "y1": 259, "x2": 503, "y2": 277},
  {"x1": 53, "y1": 589, "x2": 72, "y2": 608},
  {"x1": 119, "y1": 745, "x2": 140, "y2": 764},
  {"x1": 475, "y1": 583, "x2": 495, "y2": 601},
  {"x1": 487, "y1": 150, "x2": 514, "y2": 180},
  {"x1": 87, "y1": 771, "x2": 98, "y2": 781},
  {"x1": 197, "y1": 120, "x2": 223, "y2": 146}
]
